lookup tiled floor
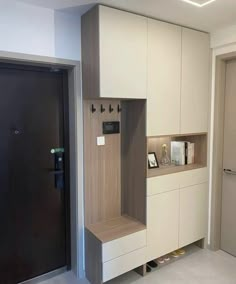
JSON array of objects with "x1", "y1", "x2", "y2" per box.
[{"x1": 39, "y1": 247, "x2": 236, "y2": 284}]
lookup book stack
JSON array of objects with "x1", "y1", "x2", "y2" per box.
[{"x1": 171, "y1": 141, "x2": 195, "y2": 166}]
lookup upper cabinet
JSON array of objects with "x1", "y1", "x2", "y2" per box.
[
  {"x1": 147, "y1": 19, "x2": 181, "y2": 136},
  {"x1": 82, "y1": 5, "x2": 147, "y2": 99},
  {"x1": 181, "y1": 28, "x2": 210, "y2": 134}
]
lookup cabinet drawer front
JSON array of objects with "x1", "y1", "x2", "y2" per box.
[
  {"x1": 179, "y1": 168, "x2": 208, "y2": 188},
  {"x1": 103, "y1": 247, "x2": 146, "y2": 282},
  {"x1": 147, "y1": 173, "x2": 180, "y2": 196},
  {"x1": 102, "y1": 230, "x2": 146, "y2": 262}
]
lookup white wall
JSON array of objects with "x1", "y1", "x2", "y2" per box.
[
  {"x1": 54, "y1": 10, "x2": 81, "y2": 61},
  {"x1": 0, "y1": 1, "x2": 55, "y2": 56},
  {"x1": 211, "y1": 25, "x2": 236, "y2": 49},
  {"x1": 0, "y1": 0, "x2": 81, "y2": 60}
]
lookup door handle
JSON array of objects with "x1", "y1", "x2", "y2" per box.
[{"x1": 224, "y1": 169, "x2": 236, "y2": 175}]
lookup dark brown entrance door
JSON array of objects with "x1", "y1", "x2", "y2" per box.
[{"x1": 0, "y1": 64, "x2": 70, "y2": 284}]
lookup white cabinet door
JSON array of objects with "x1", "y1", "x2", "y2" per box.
[
  {"x1": 99, "y1": 6, "x2": 147, "y2": 99},
  {"x1": 147, "y1": 190, "x2": 179, "y2": 262},
  {"x1": 147, "y1": 19, "x2": 181, "y2": 136},
  {"x1": 181, "y1": 28, "x2": 210, "y2": 134},
  {"x1": 179, "y1": 183, "x2": 208, "y2": 248}
]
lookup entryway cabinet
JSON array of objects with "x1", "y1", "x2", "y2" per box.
[
  {"x1": 146, "y1": 168, "x2": 208, "y2": 262},
  {"x1": 82, "y1": 5, "x2": 147, "y2": 99},
  {"x1": 81, "y1": 4, "x2": 210, "y2": 284},
  {"x1": 147, "y1": 23, "x2": 210, "y2": 136}
]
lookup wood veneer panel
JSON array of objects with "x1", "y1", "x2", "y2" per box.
[
  {"x1": 84, "y1": 100, "x2": 121, "y2": 226},
  {"x1": 121, "y1": 100, "x2": 146, "y2": 224},
  {"x1": 85, "y1": 228, "x2": 102, "y2": 284},
  {"x1": 86, "y1": 215, "x2": 146, "y2": 243},
  {"x1": 81, "y1": 6, "x2": 100, "y2": 99}
]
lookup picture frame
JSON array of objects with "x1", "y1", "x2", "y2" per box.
[{"x1": 148, "y1": 152, "x2": 159, "y2": 169}]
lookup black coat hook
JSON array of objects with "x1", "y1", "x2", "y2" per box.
[
  {"x1": 101, "y1": 104, "x2": 106, "y2": 113},
  {"x1": 117, "y1": 104, "x2": 122, "y2": 113},
  {"x1": 109, "y1": 104, "x2": 114, "y2": 113},
  {"x1": 91, "y1": 104, "x2": 96, "y2": 113}
]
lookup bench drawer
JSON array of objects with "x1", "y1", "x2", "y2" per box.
[
  {"x1": 103, "y1": 247, "x2": 146, "y2": 282},
  {"x1": 102, "y1": 229, "x2": 146, "y2": 262}
]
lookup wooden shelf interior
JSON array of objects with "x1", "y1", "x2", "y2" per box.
[
  {"x1": 147, "y1": 133, "x2": 207, "y2": 177},
  {"x1": 86, "y1": 215, "x2": 146, "y2": 243},
  {"x1": 83, "y1": 99, "x2": 147, "y2": 236}
]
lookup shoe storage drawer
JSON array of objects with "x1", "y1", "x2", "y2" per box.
[
  {"x1": 102, "y1": 229, "x2": 146, "y2": 262},
  {"x1": 179, "y1": 168, "x2": 208, "y2": 188},
  {"x1": 103, "y1": 247, "x2": 146, "y2": 282},
  {"x1": 147, "y1": 172, "x2": 180, "y2": 196}
]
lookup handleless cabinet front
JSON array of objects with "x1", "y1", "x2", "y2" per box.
[
  {"x1": 181, "y1": 28, "x2": 210, "y2": 134},
  {"x1": 147, "y1": 19, "x2": 181, "y2": 136},
  {"x1": 99, "y1": 6, "x2": 147, "y2": 99}
]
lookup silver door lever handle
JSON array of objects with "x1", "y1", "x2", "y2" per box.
[{"x1": 224, "y1": 169, "x2": 236, "y2": 175}]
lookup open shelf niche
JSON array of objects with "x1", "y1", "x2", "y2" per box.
[
  {"x1": 147, "y1": 133, "x2": 207, "y2": 178},
  {"x1": 83, "y1": 99, "x2": 147, "y2": 243}
]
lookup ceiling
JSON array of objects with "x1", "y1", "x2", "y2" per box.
[{"x1": 17, "y1": 0, "x2": 236, "y2": 32}]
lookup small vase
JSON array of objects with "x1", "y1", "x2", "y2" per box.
[{"x1": 160, "y1": 143, "x2": 170, "y2": 166}]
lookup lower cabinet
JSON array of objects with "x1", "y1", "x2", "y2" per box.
[
  {"x1": 146, "y1": 169, "x2": 208, "y2": 262},
  {"x1": 146, "y1": 189, "x2": 179, "y2": 262},
  {"x1": 179, "y1": 183, "x2": 208, "y2": 248},
  {"x1": 102, "y1": 230, "x2": 147, "y2": 282}
]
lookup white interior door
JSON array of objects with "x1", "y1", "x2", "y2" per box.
[{"x1": 221, "y1": 60, "x2": 236, "y2": 257}]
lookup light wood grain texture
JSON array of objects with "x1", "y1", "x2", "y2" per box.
[
  {"x1": 135, "y1": 264, "x2": 147, "y2": 277},
  {"x1": 147, "y1": 19, "x2": 181, "y2": 136},
  {"x1": 179, "y1": 183, "x2": 208, "y2": 248},
  {"x1": 82, "y1": 5, "x2": 147, "y2": 99},
  {"x1": 121, "y1": 100, "x2": 147, "y2": 224},
  {"x1": 81, "y1": 6, "x2": 100, "y2": 99},
  {"x1": 146, "y1": 189, "x2": 179, "y2": 262},
  {"x1": 85, "y1": 228, "x2": 102, "y2": 284},
  {"x1": 147, "y1": 133, "x2": 207, "y2": 177},
  {"x1": 148, "y1": 163, "x2": 206, "y2": 178},
  {"x1": 103, "y1": 247, "x2": 146, "y2": 282},
  {"x1": 84, "y1": 100, "x2": 121, "y2": 226},
  {"x1": 86, "y1": 215, "x2": 146, "y2": 243},
  {"x1": 102, "y1": 229, "x2": 146, "y2": 262},
  {"x1": 181, "y1": 28, "x2": 210, "y2": 133}
]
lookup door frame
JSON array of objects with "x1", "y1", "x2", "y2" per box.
[
  {"x1": 210, "y1": 51, "x2": 236, "y2": 251},
  {"x1": 0, "y1": 51, "x2": 84, "y2": 278}
]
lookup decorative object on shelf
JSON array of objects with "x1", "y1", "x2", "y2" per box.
[
  {"x1": 91, "y1": 104, "x2": 96, "y2": 113},
  {"x1": 171, "y1": 141, "x2": 195, "y2": 166},
  {"x1": 148, "y1": 152, "x2": 159, "y2": 169},
  {"x1": 160, "y1": 144, "x2": 171, "y2": 166}
]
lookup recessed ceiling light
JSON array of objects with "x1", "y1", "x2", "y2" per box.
[{"x1": 181, "y1": 0, "x2": 216, "y2": 7}]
